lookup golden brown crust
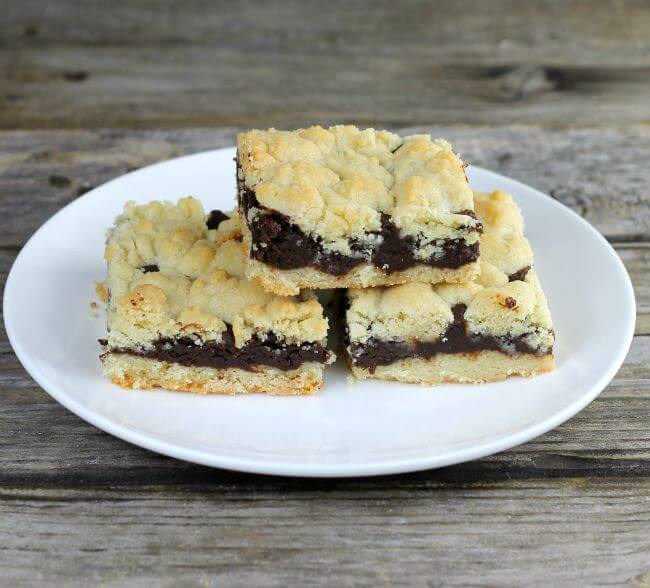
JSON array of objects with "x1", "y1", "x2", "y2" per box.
[
  {"x1": 347, "y1": 190, "x2": 554, "y2": 353},
  {"x1": 350, "y1": 352, "x2": 555, "y2": 385},
  {"x1": 237, "y1": 125, "x2": 479, "y2": 257},
  {"x1": 104, "y1": 198, "x2": 329, "y2": 351},
  {"x1": 103, "y1": 354, "x2": 325, "y2": 395}
]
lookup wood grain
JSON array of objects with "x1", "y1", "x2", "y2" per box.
[
  {"x1": 2, "y1": 48, "x2": 648, "y2": 130},
  {"x1": 0, "y1": 125, "x2": 648, "y2": 489},
  {"x1": 1, "y1": 137, "x2": 648, "y2": 584},
  {"x1": 1, "y1": 126, "x2": 648, "y2": 249},
  {"x1": 1, "y1": 242, "x2": 649, "y2": 487},
  {"x1": 1, "y1": 1, "x2": 650, "y2": 581},
  {"x1": 4, "y1": 0, "x2": 649, "y2": 64},
  {"x1": 0, "y1": 333, "x2": 648, "y2": 489},
  {"x1": 1, "y1": 482, "x2": 649, "y2": 587},
  {"x1": 1, "y1": 1, "x2": 649, "y2": 129}
]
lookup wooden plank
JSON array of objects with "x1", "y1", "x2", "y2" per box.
[
  {"x1": 0, "y1": 126, "x2": 648, "y2": 249},
  {"x1": 2, "y1": 0, "x2": 650, "y2": 129},
  {"x1": 0, "y1": 126, "x2": 647, "y2": 487},
  {"x1": 4, "y1": 0, "x2": 650, "y2": 69},
  {"x1": 2, "y1": 44, "x2": 649, "y2": 129},
  {"x1": 619, "y1": 244, "x2": 650, "y2": 336},
  {"x1": 5, "y1": 0, "x2": 649, "y2": 130},
  {"x1": 1, "y1": 274, "x2": 649, "y2": 485},
  {"x1": 1, "y1": 4, "x2": 648, "y2": 581},
  {"x1": 2, "y1": 273, "x2": 648, "y2": 487},
  {"x1": 1, "y1": 481, "x2": 649, "y2": 587}
]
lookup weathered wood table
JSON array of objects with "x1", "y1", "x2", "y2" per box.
[{"x1": 1, "y1": 2, "x2": 649, "y2": 585}]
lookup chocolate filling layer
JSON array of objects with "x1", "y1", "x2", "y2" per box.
[
  {"x1": 239, "y1": 183, "x2": 481, "y2": 276},
  {"x1": 508, "y1": 266, "x2": 530, "y2": 282},
  {"x1": 206, "y1": 209, "x2": 230, "y2": 230},
  {"x1": 109, "y1": 325, "x2": 329, "y2": 371},
  {"x1": 349, "y1": 304, "x2": 551, "y2": 373}
]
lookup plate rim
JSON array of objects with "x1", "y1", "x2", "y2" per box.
[{"x1": 3, "y1": 147, "x2": 637, "y2": 477}]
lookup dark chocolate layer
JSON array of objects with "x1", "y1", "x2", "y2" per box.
[
  {"x1": 206, "y1": 209, "x2": 230, "y2": 230},
  {"x1": 239, "y1": 183, "x2": 481, "y2": 276},
  {"x1": 109, "y1": 325, "x2": 329, "y2": 371},
  {"x1": 508, "y1": 266, "x2": 530, "y2": 282},
  {"x1": 348, "y1": 304, "x2": 551, "y2": 373}
]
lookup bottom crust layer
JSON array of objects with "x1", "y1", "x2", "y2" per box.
[
  {"x1": 350, "y1": 351, "x2": 554, "y2": 385},
  {"x1": 102, "y1": 354, "x2": 325, "y2": 395},
  {"x1": 245, "y1": 255, "x2": 479, "y2": 296}
]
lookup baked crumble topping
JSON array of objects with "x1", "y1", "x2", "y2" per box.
[
  {"x1": 104, "y1": 198, "x2": 329, "y2": 351},
  {"x1": 237, "y1": 125, "x2": 480, "y2": 257},
  {"x1": 346, "y1": 190, "x2": 553, "y2": 356}
]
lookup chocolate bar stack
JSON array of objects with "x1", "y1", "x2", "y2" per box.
[
  {"x1": 101, "y1": 125, "x2": 554, "y2": 395},
  {"x1": 236, "y1": 125, "x2": 554, "y2": 388}
]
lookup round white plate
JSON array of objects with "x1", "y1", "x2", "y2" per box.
[{"x1": 4, "y1": 147, "x2": 635, "y2": 477}]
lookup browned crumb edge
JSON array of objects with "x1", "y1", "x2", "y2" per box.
[
  {"x1": 349, "y1": 351, "x2": 554, "y2": 385},
  {"x1": 102, "y1": 353, "x2": 325, "y2": 395}
]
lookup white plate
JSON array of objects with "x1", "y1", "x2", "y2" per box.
[{"x1": 4, "y1": 147, "x2": 635, "y2": 477}]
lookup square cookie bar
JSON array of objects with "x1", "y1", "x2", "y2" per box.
[
  {"x1": 100, "y1": 198, "x2": 334, "y2": 395},
  {"x1": 345, "y1": 190, "x2": 554, "y2": 385},
  {"x1": 237, "y1": 125, "x2": 482, "y2": 295}
]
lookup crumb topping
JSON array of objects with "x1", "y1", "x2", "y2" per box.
[
  {"x1": 105, "y1": 198, "x2": 328, "y2": 349},
  {"x1": 238, "y1": 125, "x2": 479, "y2": 255},
  {"x1": 346, "y1": 190, "x2": 553, "y2": 351}
]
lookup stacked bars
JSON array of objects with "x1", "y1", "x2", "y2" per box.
[
  {"x1": 237, "y1": 126, "x2": 482, "y2": 296},
  {"x1": 344, "y1": 190, "x2": 555, "y2": 384},
  {"x1": 100, "y1": 198, "x2": 334, "y2": 395},
  {"x1": 101, "y1": 125, "x2": 554, "y2": 394}
]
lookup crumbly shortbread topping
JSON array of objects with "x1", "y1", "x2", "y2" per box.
[
  {"x1": 347, "y1": 190, "x2": 553, "y2": 352},
  {"x1": 238, "y1": 125, "x2": 479, "y2": 255},
  {"x1": 104, "y1": 198, "x2": 328, "y2": 349}
]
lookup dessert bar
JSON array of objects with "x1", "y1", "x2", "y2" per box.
[
  {"x1": 100, "y1": 198, "x2": 333, "y2": 395},
  {"x1": 237, "y1": 125, "x2": 482, "y2": 295},
  {"x1": 345, "y1": 190, "x2": 554, "y2": 384}
]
